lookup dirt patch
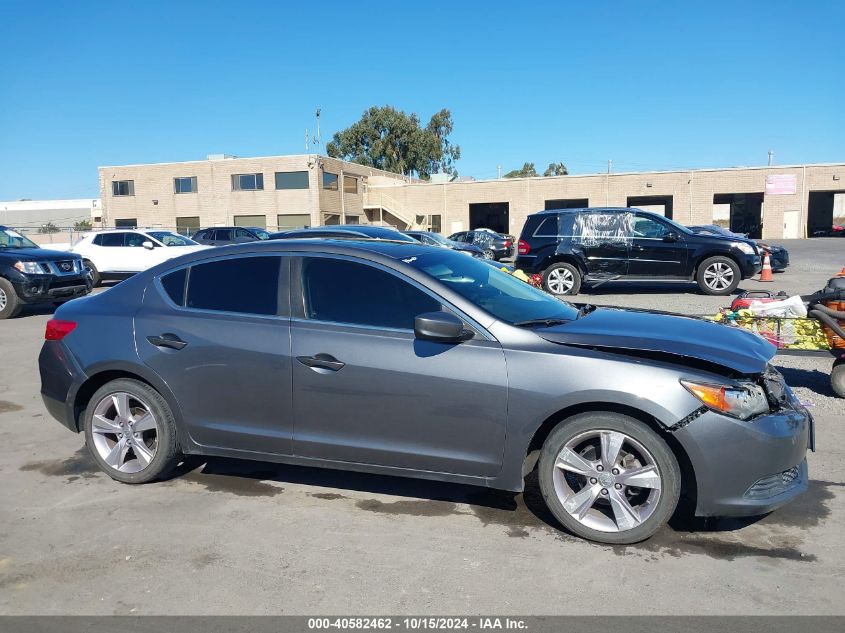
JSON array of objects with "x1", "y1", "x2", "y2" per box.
[
  {"x1": 19, "y1": 447, "x2": 99, "y2": 479},
  {"x1": 0, "y1": 401, "x2": 23, "y2": 414},
  {"x1": 309, "y1": 492, "x2": 349, "y2": 500}
]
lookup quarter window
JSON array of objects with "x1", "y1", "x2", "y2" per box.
[
  {"x1": 174, "y1": 177, "x2": 198, "y2": 194},
  {"x1": 160, "y1": 268, "x2": 187, "y2": 306},
  {"x1": 533, "y1": 216, "x2": 560, "y2": 237},
  {"x1": 186, "y1": 256, "x2": 280, "y2": 315},
  {"x1": 322, "y1": 172, "x2": 338, "y2": 190},
  {"x1": 232, "y1": 173, "x2": 264, "y2": 191},
  {"x1": 275, "y1": 171, "x2": 309, "y2": 190},
  {"x1": 112, "y1": 180, "x2": 134, "y2": 196},
  {"x1": 302, "y1": 258, "x2": 441, "y2": 330}
]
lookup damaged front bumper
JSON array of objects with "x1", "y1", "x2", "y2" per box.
[{"x1": 672, "y1": 405, "x2": 813, "y2": 517}]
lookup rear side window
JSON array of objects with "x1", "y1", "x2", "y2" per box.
[
  {"x1": 302, "y1": 258, "x2": 440, "y2": 330},
  {"x1": 160, "y1": 268, "x2": 187, "y2": 306},
  {"x1": 94, "y1": 233, "x2": 125, "y2": 247},
  {"x1": 186, "y1": 256, "x2": 281, "y2": 315},
  {"x1": 215, "y1": 229, "x2": 233, "y2": 241}
]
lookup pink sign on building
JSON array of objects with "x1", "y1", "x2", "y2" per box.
[{"x1": 765, "y1": 174, "x2": 797, "y2": 195}]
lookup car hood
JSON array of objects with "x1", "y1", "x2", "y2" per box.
[
  {"x1": 0, "y1": 246, "x2": 78, "y2": 261},
  {"x1": 536, "y1": 308, "x2": 776, "y2": 375}
]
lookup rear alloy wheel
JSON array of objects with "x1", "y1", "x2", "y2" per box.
[
  {"x1": 84, "y1": 260, "x2": 100, "y2": 286},
  {"x1": 483, "y1": 249, "x2": 496, "y2": 260},
  {"x1": 84, "y1": 378, "x2": 181, "y2": 483},
  {"x1": 0, "y1": 278, "x2": 23, "y2": 319},
  {"x1": 539, "y1": 412, "x2": 680, "y2": 544},
  {"x1": 697, "y1": 256, "x2": 740, "y2": 295},
  {"x1": 542, "y1": 263, "x2": 582, "y2": 295}
]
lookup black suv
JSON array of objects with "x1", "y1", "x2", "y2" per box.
[
  {"x1": 515, "y1": 208, "x2": 762, "y2": 296},
  {"x1": 0, "y1": 226, "x2": 91, "y2": 319},
  {"x1": 448, "y1": 230, "x2": 514, "y2": 260},
  {"x1": 191, "y1": 226, "x2": 271, "y2": 246}
]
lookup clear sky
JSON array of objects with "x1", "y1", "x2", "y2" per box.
[{"x1": 1, "y1": 0, "x2": 842, "y2": 200}]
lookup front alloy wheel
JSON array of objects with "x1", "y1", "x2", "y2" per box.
[
  {"x1": 539, "y1": 413, "x2": 680, "y2": 543},
  {"x1": 696, "y1": 256, "x2": 740, "y2": 295}
]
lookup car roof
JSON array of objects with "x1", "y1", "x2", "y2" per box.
[{"x1": 533, "y1": 206, "x2": 637, "y2": 215}]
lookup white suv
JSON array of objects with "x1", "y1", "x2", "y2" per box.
[{"x1": 71, "y1": 229, "x2": 209, "y2": 285}]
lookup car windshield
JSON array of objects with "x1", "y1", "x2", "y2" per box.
[
  {"x1": 423, "y1": 233, "x2": 450, "y2": 245},
  {"x1": 251, "y1": 228, "x2": 271, "y2": 240},
  {"x1": 0, "y1": 228, "x2": 38, "y2": 249},
  {"x1": 147, "y1": 232, "x2": 198, "y2": 246},
  {"x1": 405, "y1": 251, "x2": 579, "y2": 324}
]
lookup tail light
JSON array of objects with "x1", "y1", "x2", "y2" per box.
[
  {"x1": 518, "y1": 239, "x2": 531, "y2": 255},
  {"x1": 503, "y1": 240, "x2": 511, "y2": 249},
  {"x1": 45, "y1": 319, "x2": 77, "y2": 341}
]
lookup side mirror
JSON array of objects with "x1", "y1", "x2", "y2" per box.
[
  {"x1": 142, "y1": 240, "x2": 155, "y2": 250},
  {"x1": 414, "y1": 312, "x2": 471, "y2": 343},
  {"x1": 663, "y1": 231, "x2": 678, "y2": 243}
]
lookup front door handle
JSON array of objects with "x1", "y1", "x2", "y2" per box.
[
  {"x1": 147, "y1": 333, "x2": 188, "y2": 350},
  {"x1": 296, "y1": 354, "x2": 345, "y2": 372}
]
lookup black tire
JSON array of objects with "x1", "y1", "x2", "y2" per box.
[
  {"x1": 538, "y1": 412, "x2": 681, "y2": 544},
  {"x1": 83, "y1": 378, "x2": 181, "y2": 484},
  {"x1": 696, "y1": 256, "x2": 741, "y2": 296},
  {"x1": 0, "y1": 278, "x2": 23, "y2": 319},
  {"x1": 84, "y1": 260, "x2": 100, "y2": 287},
  {"x1": 542, "y1": 262, "x2": 582, "y2": 296},
  {"x1": 832, "y1": 361, "x2": 845, "y2": 399}
]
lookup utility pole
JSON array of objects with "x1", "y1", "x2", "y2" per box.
[
  {"x1": 768, "y1": 150, "x2": 774, "y2": 166},
  {"x1": 607, "y1": 159, "x2": 613, "y2": 174},
  {"x1": 497, "y1": 165, "x2": 502, "y2": 179}
]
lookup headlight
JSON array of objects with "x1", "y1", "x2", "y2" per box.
[
  {"x1": 14, "y1": 261, "x2": 43, "y2": 274},
  {"x1": 681, "y1": 380, "x2": 770, "y2": 420},
  {"x1": 732, "y1": 241, "x2": 757, "y2": 255}
]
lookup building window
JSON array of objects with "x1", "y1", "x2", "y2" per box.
[
  {"x1": 114, "y1": 218, "x2": 137, "y2": 228},
  {"x1": 430, "y1": 214, "x2": 442, "y2": 233},
  {"x1": 322, "y1": 172, "x2": 338, "y2": 190},
  {"x1": 174, "y1": 177, "x2": 198, "y2": 194},
  {"x1": 343, "y1": 176, "x2": 358, "y2": 194},
  {"x1": 176, "y1": 216, "x2": 200, "y2": 235},
  {"x1": 233, "y1": 214, "x2": 266, "y2": 228},
  {"x1": 232, "y1": 173, "x2": 264, "y2": 191},
  {"x1": 112, "y1": 180, "x2": 134, "y2": 196},
  {"x1": 275, "y1": 171, "x2": 309, "y2": 190},
  {"x1": 277, "y1": 213, "x2": 311, "y2": 230}
]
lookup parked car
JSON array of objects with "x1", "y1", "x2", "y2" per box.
[
  {"x1": 269, "y1": 224, "x2": 418, "y2": 242},
  {"x1": 0, "y1": 226, "x2": 91, "y2": 319},
  {"x1": 40, "y1": 240, "x2": 812, "y2": 544},
  {"x1": 515, "y1": 208, "x2": 762, "y2": 296},
  {"x1": 448, "y1": 230, "x2": 513, "y2": 260},
  {"x1": 70, "y1": 229, "x2": 209, "y2": 286},
  {"x1": 403, "y1": 230, "x2": 484, "y2": 257},
  {"x1": 191, "y1": 226, "x2": 271, "y2": 246},
  {"x1": 688, "y1": 225, "x2": 789, "y2": 272}
]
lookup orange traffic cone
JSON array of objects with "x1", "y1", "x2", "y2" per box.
[{"x1": 759, "y1": 252, "x2": 773, "y2": 282}]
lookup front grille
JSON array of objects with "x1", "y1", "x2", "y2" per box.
[
  {"x1": 54, "y1": 260, "x2": 77, "y2": 273},
  {"x1": 745, "y1": 464, "x2": 803, "y2": 499},
  {"x1": 49, "y1": 278, "x2": 85, "y2": 290}
]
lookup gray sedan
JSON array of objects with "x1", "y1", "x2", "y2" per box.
[{"x1": 39, "y1": 240, "x2": 812, "y2": 543}]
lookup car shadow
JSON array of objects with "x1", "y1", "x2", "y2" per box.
[
  {"x1": 775, "y1": 365, "x2": 836, "y2": 398},
  {"x1": 579, "y1": 282, "x2": 752, "y2": 297}
]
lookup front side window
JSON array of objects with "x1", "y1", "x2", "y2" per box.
[
  {"x1": 186, "y1": 256, "x2": 281, "y2": 315},
  {"x1": 302, "y1": 258, "x2": 441, "y2": 330},
  {"x1": 632, "y1": 216, "x2": 670, "y2": 239},
  {"x1": 174, "y1": 177, "x2": 198, "y2": 194},
  {"x1": 343, "y1": 176, "x2": 357, "y2": 193},
  {"x1": 406, "y1": 251, "x2": 579, "y2": 324},
  {"x1": 232, "y1": 173, "x2": 264, "y2": 191},
  {"x1": 112, "y1": 180, "x2": 134, "y2": 196},
  {"x1": 275, "y1": 171, "x2": 309, "y2": 190},
  {"x1": 322, "y1": 172, "x2": 338, "y2": 190},
  {"x1": 125, "y1": 232, "x2": 151, "y2": 247}
]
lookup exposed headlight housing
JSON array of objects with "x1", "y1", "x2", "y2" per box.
[
  {"x1": 14, "y1": 261, "x2": 43, "y2": 274},
  {"x1": 681, "y1": 379, "x2": 770, "y2": 420},
  {"x1": 732, "y1": 241, "x2": 757, "y2": 255}
]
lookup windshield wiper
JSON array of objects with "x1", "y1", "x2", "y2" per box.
[
  {"x1": 576, "y1": 304, "x2": 597, "y2": 319},
  {"x1": 513, "y1": 317, "x2": 571, "y2": 328}
]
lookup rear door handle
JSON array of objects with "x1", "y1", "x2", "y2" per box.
[
  {"x1": 147, "y1": 333, "x2": 188, "y2": 350},
  {"x1": 296, "y1": 354, "x2": 345, "y2": 372}
]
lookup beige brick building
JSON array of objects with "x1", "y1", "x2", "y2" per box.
[{"x1": 100, "y1": 156, "x2": 845, "y2": 240}]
